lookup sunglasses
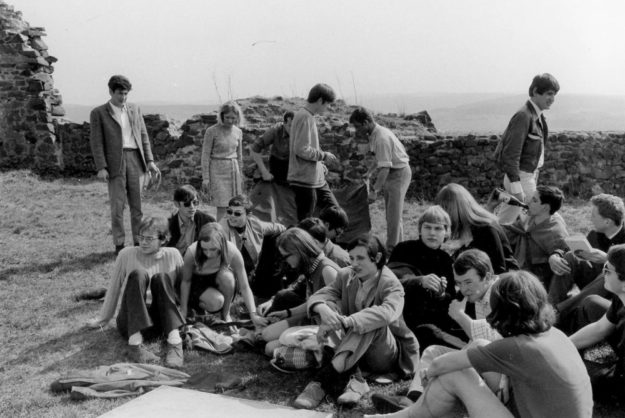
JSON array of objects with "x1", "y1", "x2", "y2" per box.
[
  {"x1": 183, "y1": 200, "x2": 199, "y2": 208},
  {"x1": 226, "y1": 209, "x2": 245, "y2": 217}
]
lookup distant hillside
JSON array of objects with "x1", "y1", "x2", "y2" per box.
[
  {"x1": 63, "y1": 104, "x2": 218, "y2": 124},
  {"x1": 359, "y1": 93, "x2": 625, "y2": 134},
  {"x1": 64, "y1": 93, "x2": 625, "y2": 134}
]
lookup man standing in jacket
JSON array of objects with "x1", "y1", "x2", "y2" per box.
[
  {"x1": 494, "y1": 73, "x2": 559, "y2": 224},
  {"x1": 90, "y1": 75, "x2": 160, "y2": 254}
]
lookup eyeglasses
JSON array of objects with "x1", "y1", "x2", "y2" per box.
[
  {"x1": 183, "y1": 200, "x2": 199, "y2": 208},
  {"x1": 603, "y1": 262, "x2": 618, "y2": 276},
  {"x1": 226, "y1": 209, "x2": 245, "y2": 217},
  {"x1": 137, "y1": 235, "x2": 159, "y2": 243}
]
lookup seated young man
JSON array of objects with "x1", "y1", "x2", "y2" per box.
[
  {"x1": 218, "y1": 194, "x2": 286, "y2": 280},
  {"x1": 166, "y1": 185, "x2": 215, "y2": 255},
  {"x1": 298, "y1": 217, "x2": 350, "y2": 267},
  {"x1": 570, "y1": 244, "x2": 625, "y2": 398},
  {"x1": 371, "y1": 249, "x2": 502, "y2": 413},
  {"x1": 293, "y1": 235, "x2": 419, "y2": 410},
  {"x1": 87, "y1": 216, "x2": 186, "y2": 368},
  {"x1": 501, "y1": 185, "x2": 569, "y2": 286},
  {"x1": 319, "y1": 205, "x2": 349, "y2": 244},
  {"x1": 367, "y1": 271, "x2": 593, "y2": 418},
  {"x1": 387, "y1": 205, "x2": 456, "y2": 333}
]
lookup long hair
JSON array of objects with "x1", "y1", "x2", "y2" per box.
[
  {"x1": 487, "y1": 270, "x2": 555, "y2": 337},
  {"x1": 435, "y1": 183, "x2": 498, "y2": 240},
  {"x1": 276, "y1": 228, "x2": 322, "y2": 274},
  {"x1": 195, "y1": 223, "x2": 229, "y2": 269}
]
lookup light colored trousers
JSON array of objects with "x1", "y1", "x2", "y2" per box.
[
  {"x1": 498, "y1": 170, "x2": 538, "y2": 225},
  {"x1": 108, "y1": 149, "x2": 145, "y2": 246},
  {"x1": 383, "y1": 166, "x2": 412, "y2": 252}
]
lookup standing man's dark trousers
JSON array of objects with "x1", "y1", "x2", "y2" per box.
[
  {"x1": 108, "y1": 149, "x2": 145, "y2": 247},
  {"x1": 116, "y1": 270, "x2": 185, "y2": 340},
  {"x1": 292, "y1": 183, "x2": 338, "y2": 221}
]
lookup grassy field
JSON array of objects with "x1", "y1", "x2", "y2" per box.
[{"x1": 0, "y1": 170, "x2": 619, "y2": 417}]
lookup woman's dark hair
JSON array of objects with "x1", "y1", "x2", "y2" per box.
[
  {"x1": 195, "y1": 223, "x2": 229, "y2": 268},
  {"x1": 487, "y1": 270, "x2": 555, "y2": 337},
  {"x1": 276, "y1": 227, "x2": 322, "y2": 274},
  {"x1": 346, "y1": 234, "x2": 387, "y2": 269},
  {"x1": 297, "y1": 217, "x2": 327, "y2": 243}
]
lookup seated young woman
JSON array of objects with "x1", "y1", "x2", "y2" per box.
[
  {"x1": 367, "y1": 270, "x2": 592, "y2": 418},
  {"x1": 435, "y1": 183, "x2": 519, "y2": 274},
  {"x1": 179, "y1": 222, "x2": 268, "y2": 328},
  {"x1": 260, "y1": 227, "x2": 339, "y2": 356},
  {"x1": 87, "y1": 216, "x2": 186, "y2": 367},
  {"x1": 293, "y1": 234, "x2": 419, "y2": 410}
]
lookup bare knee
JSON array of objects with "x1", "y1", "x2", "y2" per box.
[
  {"x1": 199, "y1": 288, "x2": 225, "y2": 313},
  {"x1": 216, "y1": 269, "x2": 236, "y2": 293}
]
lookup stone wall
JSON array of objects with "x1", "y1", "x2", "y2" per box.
[
  {"x1": 56, "y1": 95, "x2": 625, "y2": 201},
  {"x1": 0, "y1": 1, "x2": 64, "y2": 175}
]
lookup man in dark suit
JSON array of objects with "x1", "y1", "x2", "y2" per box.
[
  {"x1": 90, "y1": 75, "x2": 160, "y2": 254},
  {"x1": 494, "y1": 73, "x2": 560, "y2": 224},
  {"x1": 166, "y1": 185, "x2": 215, "y2": 255}
]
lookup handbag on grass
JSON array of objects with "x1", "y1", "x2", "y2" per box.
[{"x1": 271, "y1": 345, "x2": 318, "y2": 371}]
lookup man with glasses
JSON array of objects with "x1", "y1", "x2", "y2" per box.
[
  {"x1": 219, "y1": 195, "x2": 285, "y2": 279},
  {"x1": 166, "y1": 185, "x2": 215, "y2": 255}
]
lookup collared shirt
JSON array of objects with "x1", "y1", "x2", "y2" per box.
[
  {"x1": 354, "y1": 273, "x2": 378, "y2": 311},
  {"x1": 175, "y1": 213, "x2": 195, "y2": 255},
  {"x1": 369, "y1": 124, "x2": 409, "y2": 169},
  {"x1": 475, "y1": 275, "x2": 498, "y2": 320},
  {"x1": 528, "y1": 99, "x2": 545, "y2": 168},
  {"x1": 109, "y1": 102, "x2": 135, "y2": 149}
]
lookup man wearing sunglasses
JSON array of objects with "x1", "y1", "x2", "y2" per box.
[
  {"x1": 219, "y1": 195, "x2": 286, "y2": 279},
  {"x1": 167, "y1": 185, "x2": 215, "y2": 255}
]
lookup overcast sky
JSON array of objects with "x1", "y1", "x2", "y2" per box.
[{"x1": 9, "y1": 0, "x2": 625, "y2": 105}]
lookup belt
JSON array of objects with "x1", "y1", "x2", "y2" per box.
[
  {"x1": 123, "y1": 148, "x2": 138, "y2": 151},
  {"x1": 212, "y1": 157, "x2": 236, "y2": 160}
]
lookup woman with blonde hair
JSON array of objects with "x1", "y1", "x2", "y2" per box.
[
  {"x1": 179, "y1": 222, "x2": 268, "y2": 328},
  {"x1": 201, "y1": 101, "x2": 245, "y2": 220},
  {"x1": 435, "y1": 183, "x2": 518, "y2": 274}
]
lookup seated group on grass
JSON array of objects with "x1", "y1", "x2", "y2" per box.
[{"x1": 87, "y1": 181, "x2": 625, "y2": 416}]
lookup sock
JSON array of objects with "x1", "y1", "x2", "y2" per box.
[
  {"x1": 167, "y1": 329, "x2": 182, "y2": 345},
  {"x1": 128, "y1": 332, "x2": 143, "y2": 346}
]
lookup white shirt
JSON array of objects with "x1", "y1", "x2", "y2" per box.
[
  {"x1": 528, "y1": 99, "x2": 545, "y2": 169},
  {"x1": 109, "y1": 102, "x2": 135, "y2": 149}
]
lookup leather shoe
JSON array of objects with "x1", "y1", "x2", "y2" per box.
[
  {"x1": 127, "y1": 345, "x2": 159, "y2": 363},
  {"x1": 337, "y1": 374, "x2": 370, "y2": 406},
  {"x1": 293, "y1": 381, "x2": 325, "y2": 409},
  {"x1": 165, "y1": 342, "x2": 184, "y2": 368}
]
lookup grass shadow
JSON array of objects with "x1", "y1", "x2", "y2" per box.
[{"x1": 0, "y1": 251, "x2": 113, "y2": 281}]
